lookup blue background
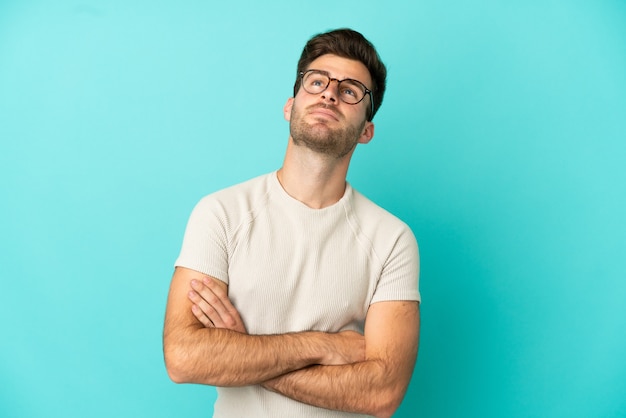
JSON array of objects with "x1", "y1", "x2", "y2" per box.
[{"x1": 1, "y1": 1, "x2": 625, "y2": 417}]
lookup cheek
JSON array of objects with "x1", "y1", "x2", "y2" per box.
[{"x1": 286, "y1": 97, "x2": 309, "y2": 122}]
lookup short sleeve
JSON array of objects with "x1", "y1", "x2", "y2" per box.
[
  {"x1": 174, "y1": 196, "x2": 230, "y2": 283},
  {"x1": 370, "y1": 227, "x2": 420, "y2": 304}
]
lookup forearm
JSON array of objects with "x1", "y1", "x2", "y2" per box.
[
  {"x1": 164, "y1": 325, "x2": 332, "y2": 386},
  {"x1": 263, "y1": 359, "x2": 405, "y2": 418},
  {"x1": 164, "y1": 267, "x2": 360, "y2": 387}
]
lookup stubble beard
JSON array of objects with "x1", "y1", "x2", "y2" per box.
[{"x1": 290, "y1": 105, "x2": 365, "y2": 159}]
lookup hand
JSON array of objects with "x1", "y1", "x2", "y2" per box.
[
  {"x1": 188, "y1": 277, "x2": 247, "y2": 334},
  {"x1": 262, "y1": 330, "x2": 365, "y2": 392},
  {"x1": 322, "y1": 330, "x2": 365, "y2": 366}
]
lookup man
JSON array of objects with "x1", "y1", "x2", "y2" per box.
[{"x1": 163, "y1": 28, "x2": 420, "y2": 418}]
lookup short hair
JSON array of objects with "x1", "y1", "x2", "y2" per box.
[{"x1": 293, "y1": 28, "x2": 387, "y2": 121}]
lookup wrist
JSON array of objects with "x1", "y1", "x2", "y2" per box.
[
  {"x1": 309, "y1": 331, "x2": 334, "y2": 365},
  {"x1": 261, "y1": 376, "x2": 279, "y2": 392}
]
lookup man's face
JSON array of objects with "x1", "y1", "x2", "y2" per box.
[{"x1": 284, "y1": 54, "x2": 374, "y2": 159}]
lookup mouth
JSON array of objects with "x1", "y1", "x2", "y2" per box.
[{"x1": 308, "y1": 105, "x2": 340, "y2": 121}]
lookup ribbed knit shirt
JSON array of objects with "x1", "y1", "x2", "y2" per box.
[{"x1": 175, "y1": 171, "x2": 420, "y2": 417}]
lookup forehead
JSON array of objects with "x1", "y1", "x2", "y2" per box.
[{"x1": 306, "y1": 54, "x2": 372, "y2": 88}]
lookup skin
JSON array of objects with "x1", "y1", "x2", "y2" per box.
[
  {"x1": 289, "y1": 72, "x2": 368, "y2": 159},
  {"x1": 163, "y1": 267, "x2": 365, "y2": 386},
  {"x1": 163, "y1": 54, "x2": 420, "y2": 418}
]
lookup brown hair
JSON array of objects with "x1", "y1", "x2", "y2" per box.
[{"x1": 293, "y1": 28, "x2": 387, "y2": 121}]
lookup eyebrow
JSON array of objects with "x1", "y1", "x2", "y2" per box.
[{"x1": 307, "y1": 69, "x2": 370, "y2": 90}]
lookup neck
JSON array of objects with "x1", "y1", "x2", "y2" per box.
[{"x1": 277, "y1": 138, "x2": 355, "y2": 209}]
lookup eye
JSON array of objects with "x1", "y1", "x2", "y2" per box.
[
  {"x1": 341, "y1": 87, "x2": 357, "y2": 97},
  {"x1": 339, "y1": 80, "x2": 365, "y2": 102},
  {"x1": 303, "y1": 71, "x2": 329, "y2": 92}
]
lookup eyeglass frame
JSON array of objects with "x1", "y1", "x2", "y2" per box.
[{"x1": 298, "y1": 69, "x2": 374, "y2": 120}]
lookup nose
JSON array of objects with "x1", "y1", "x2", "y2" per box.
[{"x1": 320, "y1": 79, "x2": 340, "y2": 104}]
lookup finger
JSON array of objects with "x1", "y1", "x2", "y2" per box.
[
  {"x1": 202, "y1": 278, "x2": 242, "y2": 328},
  {"x1": 191, "y1": 303, "x2": 214, "y2": 328},
  {"x1": 188, "y1": 290, "x2": 215, "y2": 327},
  {"x1": 205, "y1": 278, "x2": 242, "y2": 321},
  {"x1": 203, "y1": 279, "x2": 247, "y2": 333},
  {"x1": 192, "y1": 279, "x2": 233, "y2": 327},
  {"x1": 188, "y1": 288, "x2": 226, "y2": 328}
]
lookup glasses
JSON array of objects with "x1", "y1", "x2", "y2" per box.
[{"x1": 299, "y1": 69, "x2": 374, "y2": 118}]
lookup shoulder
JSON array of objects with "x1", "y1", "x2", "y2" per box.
[
  {"x1": 187, "y1": 172, "x2": 274, "y2": 231},
  {"x1": 349, "y1": 187, "x2": 415, "y2": 238},
  {"x1": 346, "y1": 186, "x2": 419, "y2": 264},
  {"x1": 194, "y1": 172, "x2": 273, "y2": 212},
  {"x1": 349, "y1": 187, "x2": 421, "y2": 303}
]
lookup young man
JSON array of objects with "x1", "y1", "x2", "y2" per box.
[{"x1": 163, "y1": 29, "x2": 420, "y2": 418}]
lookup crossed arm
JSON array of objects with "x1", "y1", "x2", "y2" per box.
[{"x1": 163, "y1": 266, "x2": 420, "y2": 417}]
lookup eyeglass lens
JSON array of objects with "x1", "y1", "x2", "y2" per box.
[{"x1": 302, "y1": 71, "x2": 367, "y2": 105}]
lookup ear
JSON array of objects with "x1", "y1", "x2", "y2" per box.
[
  {"x1": 283, "y1": 97, "x2": 294, "y2": 121},
  {"x1": 357, "y1": 121, "x2": 375, "y2": 144}
]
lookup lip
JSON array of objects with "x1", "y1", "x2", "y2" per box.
[{"x1": 308, "y1": 106, "x2": 340, "y2": 121}]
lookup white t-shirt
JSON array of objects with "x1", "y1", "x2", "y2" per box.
[{"x1": 175, "y1": 171, "x2": 420, "y2": 417}]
